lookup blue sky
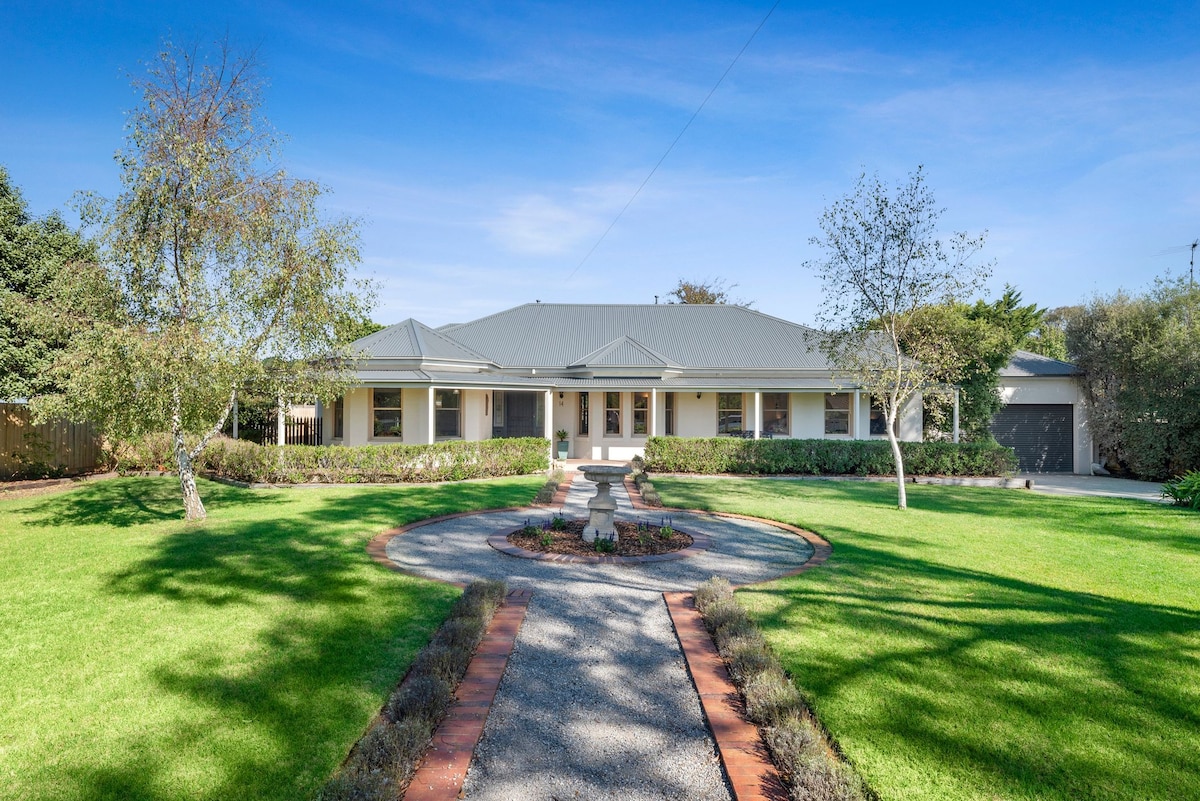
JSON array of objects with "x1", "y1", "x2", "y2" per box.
[{"x1": 3, "y1": 1, "x2": 1198, "y2": 327}]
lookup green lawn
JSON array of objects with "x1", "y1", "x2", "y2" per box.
[
  {"x1": 0, "y1": 475, "x2": 540, "y2": 801},
  {"x1": 655, "y1": 478, "x2": 1200, "y2": 801}
]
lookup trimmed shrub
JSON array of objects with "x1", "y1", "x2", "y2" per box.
[
  {"x1": 643, "y1": 436, "x2": 1016, "y2": 477},
  {"x1": 113, "y1": 434, "x2": 549, "y2": 483},
  {"x1": 692, "y1": 576, "x2": 869, "y2": 801},
  {"x1": 319, "y1": 579, "x2": 506, "y2": 800}
]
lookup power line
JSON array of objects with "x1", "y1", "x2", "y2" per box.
[{"x1": 564, "y1": 0, "x2": 783, "y2": 281}]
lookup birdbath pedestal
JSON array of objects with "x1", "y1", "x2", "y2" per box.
[{"x1": 579, "y1": 465, "x2": 631, "y2": 543}]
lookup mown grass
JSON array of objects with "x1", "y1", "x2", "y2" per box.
[
  {"x1": 0, "y1": 475, "x2": 540, "y2": 801},
  {"x1": 655, "y1": 477, "x2": 1200, "y2": 801}
]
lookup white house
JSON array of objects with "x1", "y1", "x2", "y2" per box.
[{"x1": 322, "y1": 303, "x2": 923, "y2": 460}]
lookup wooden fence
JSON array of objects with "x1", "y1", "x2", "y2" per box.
[{"x1": 0, "y1": 402, "x2": 103, "y2": 478}]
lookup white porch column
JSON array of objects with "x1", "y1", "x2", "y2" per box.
[
  {"x1": 232, "y1": 395, "x2": 239, "y2": 439},
  {"x1": 544, "y1": 390, "x2": 554, "y2": 464},
  {"x1": 651, "y1": 388, "x2": 658, "y2": 436},
  {"x1": 853, "y1": 389, "x2": 861, "y2": 439},
  {"x1": 427, "y1": 387, "x2": 435, "y2": 444},
  {"x1": 953, "y1": 388, "x2": 960, "y2": 444},
  {"x1": 753, "y1": 391, "x2": 761, "y2": 439}
]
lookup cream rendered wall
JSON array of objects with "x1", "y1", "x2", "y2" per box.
[
  {"x1": 897, "y1": 394, "x2": 923, "y2": 442},
  {"x1": 342, "y1": 388, "x2": 371, "y2": 446},
  {"x1": 998, "y1": 376, "x2": 1091, "y2": 474},
  {"x1": 675, "y1": 392, "x2": 714, "y2": 437},
  {"x1": 792, "y1": 393, "x2": 825, "y2": 439},
  {"x1": 462, "y1": 390, "x2": 488, "y2": 441}
]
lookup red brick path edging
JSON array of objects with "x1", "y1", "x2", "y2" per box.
[
  {"x1": 665, "y1": 592, "x2": 788, "y2": 801},
  {"x1": 402, "y1": 588, "x2": 532, "y2": 801}
]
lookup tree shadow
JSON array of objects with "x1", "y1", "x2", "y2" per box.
[
  {"x1": 35, "y1": 477, "x2": 538, "y2": 801},
  {"x1": 741, "y1": 537, "x2": 1200, "y2": 800},
  {"x1": 17, "y1": 477, "x2": 277, "y2": 528}
]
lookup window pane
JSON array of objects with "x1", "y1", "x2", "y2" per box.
[
  {"x1": 373, "y1": 410, "x2": 402, "y2": 437},
  {"x1": 333, "y1": 398, "x2": 344, "y2": 439},
  {"x1": 633, "y1": 392, "x2": 649, "y2": 410},
  {"x1": 374, "y1": 389, "x2": 401, "y2": 409},
  {"x1": 435, "y1": 389, "x2": 459, "y2": 410},
  {"x1": 605, "y1": 393, "x2": 621, "y2": 435},
  {"x1": 717, "y1": 393, "x2": 742, "y2": 434},
  {"x1": 824, "y1": 393, "x2": 849, "y2": 411},
  {"x1": 718, "y1": 392, "x2": 741, "y2": 410},
  {"x1": 578, "y1": 393, "x2": 589, "y2": 436},
  {"x1": 824, "y1": 412, "x2": 849, "y2": 435},
  {"x1": 664, "y1": 393, "x2": 675, "y2": 436}
]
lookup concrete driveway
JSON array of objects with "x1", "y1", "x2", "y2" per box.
[{"x1": 1019, "y1": 474, "x2": 1168, "y2": 503}]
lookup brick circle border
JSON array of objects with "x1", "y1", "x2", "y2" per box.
[{"x1": 486, "y1": 527, "x2": 713, "y2": 564}]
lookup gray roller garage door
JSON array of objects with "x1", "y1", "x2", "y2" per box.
[{"x1": 990, "y1": 404, "x2": 1073, "y2": 473}]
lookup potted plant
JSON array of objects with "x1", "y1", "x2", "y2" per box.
[{"x1": 555, "y1": 429, "x2": 569, "y2": 460}]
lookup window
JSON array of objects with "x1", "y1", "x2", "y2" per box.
[
  {"x1": 870, "y1": 398, "x2": 896, "y2": 437},
  {"x1": 824, "y1": 393, "x2": 849, "y2": 435},
  {"x1": 718, "y1": 392, "x2": 742, "y2": 435},
  {"x1": 664, "y1": 392, "x2": 675, "y2": 436},
  {"x1": 605, "y1": 392, "x2": 621, "y2": 435},
  {"x1": 435, "y1": 389, "x2": 460, "y2": 438},
  {"x1": 373, "y1": 389, "x2": 402, "y2": 438},
  {"x1": 763, "y1": 393, "x2": 789, "y2": 435},
  {"x1": 579, "y1": 393, "x2": 589, "y2": 436},
  {"x1": 332, "y1": 397, "x2": 344, "y2": 439},
  {"x1": 633, "y1": 392, "x2": 649, "y2": 435}
]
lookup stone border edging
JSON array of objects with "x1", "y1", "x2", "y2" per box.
[
  {"x1": 402, "y1": 588, "x2": 533, "y2": 801},
  {"x1": 486, "y1": 528, "x2": 713, "y2": 565},
  {"x1": 665, "y1": 592, "x2": 788, "y2": 801}
]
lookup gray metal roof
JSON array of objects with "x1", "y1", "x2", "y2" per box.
[
  {"x1": 438, "y1": 303, "x2": 829, "y2": 369},
  {"x1": 353, "y1": 319, "x2": 490, "y2": 363},
  {"x1": 1000, "y1": 350, "x2": 1078, "y2": 377},
  {"x1": 353, "y1": 370, "x2": 848, "y2": 391}
]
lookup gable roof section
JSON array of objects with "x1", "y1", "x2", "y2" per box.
[
  {"x1": 570, "y1": 336, "x2": 681, "y2": 368},
  {"x1": 354, "y1": 318, "x2": 490, "y2": 363},
  {"x1": 1000, "y1": 349, "x2": 1078, "y2": 377},
  {"x1": 440, "y1": 303, "x2": 829, "y2": 369}
]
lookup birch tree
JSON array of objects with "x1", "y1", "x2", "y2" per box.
[
  {"x1": 805, "y1": 168, "x2": 990, "y2": 508},
  {"x1": 34, "y1": 41, "x2": 372, "y2": 520}
]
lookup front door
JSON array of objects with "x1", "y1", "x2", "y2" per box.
[{"x1": 493, "y1": 391, "x2": 540, "y2": 438}]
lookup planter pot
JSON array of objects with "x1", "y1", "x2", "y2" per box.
[{"x1": 556, "y1": 442, "x2": 569, "y2": 460}]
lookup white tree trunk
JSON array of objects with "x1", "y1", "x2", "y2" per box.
[
  {"x1": 175, "y1": 431, "x2": 207, "y2": 521},
  {"x1": 886, "y1": 413, "x2": 908, "y2": 510}
]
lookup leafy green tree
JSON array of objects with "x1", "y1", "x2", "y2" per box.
[
  {"x1": 0, "y1": 167, "x2": 95, "y2": 400},
  {"x1": 1021, "y1": 307, "x2": 1072, "y2": 361},
  {"x1": 806, "y1": 167, "x2": 990, "y2": 509},
  {"x1": 32, "y1": 41, "x2": 372, "y2": 520},
  {"x1": 1066, "y1": 277, "x2": 1200, "y2": 479},
  {"x1": 333, "y1": 313, "x2": 385, "y2": 345},
  {"x1": 664, "y1": 277, "x2": 753, "y2": 307}
]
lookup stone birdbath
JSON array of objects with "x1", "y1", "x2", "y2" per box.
[{"x1": 579, "y1": 464, "x2": 631, "y2": 543}]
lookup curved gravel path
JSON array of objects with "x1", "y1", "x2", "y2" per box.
[{"x1": 385, "y1": 474, "x2": 815, "y2": 801}]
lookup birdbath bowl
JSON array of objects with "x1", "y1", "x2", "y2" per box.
[{"x1": 579, "y1": 465, "x2": 631, "y2": 543}]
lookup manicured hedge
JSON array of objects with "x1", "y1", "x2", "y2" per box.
[
  {"x1": 642, "y1": 436, "x2": 1017, "y2": 477},
  {"x1": 114, "y1": 434, "x2": 549, "y2": 484}
]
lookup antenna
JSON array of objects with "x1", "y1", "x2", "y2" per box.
[{"x1": 1191, "y1": 240, "x2": 1197, "y2": 288}]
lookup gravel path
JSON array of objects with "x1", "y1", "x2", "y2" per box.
[{"x1": 385, "y1": 474, "x2": 815, "y2": 801}]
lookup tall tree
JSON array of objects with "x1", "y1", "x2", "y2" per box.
[
  {"x1": 664, "y1": 276, "x2": 753, "y2": 306},
  {"x1": 0, "y1": 167, "x2": 96, "y2": 400},
  {"x1": 1066, "y1": 277, "x2": 1200, "y2": 479},
  {"x1": 33, "y1": 41, "x2": 372, "y2": 520},
  {"x1": 806, "y1": 167, "x2": 990, "y2": 508}
]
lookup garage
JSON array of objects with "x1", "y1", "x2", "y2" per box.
[{"x1": 990, "y1": 403, "x2": 1074, "y2": 473}]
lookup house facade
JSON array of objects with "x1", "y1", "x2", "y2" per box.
[{"x1": 321, "y1": 303, "x2": 923, "y2": 460}]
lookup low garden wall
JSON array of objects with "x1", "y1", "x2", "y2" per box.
[
  {"x1": 642, "y1": 436, "x2": 1017, "y2": 477},
  {"x1": 114, "y1": 435, "x2": 549, "y2": 484}
]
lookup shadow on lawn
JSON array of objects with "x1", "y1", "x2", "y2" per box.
[
  {"x1": 744, "y1": 536, "x2": 1200, "y2": 801},
  {"x1": 18, "y1": 477, "x2": 278, "y2": 528},
  {"x1": 50, "y1": 477, "x2": 535, "y2": 801}
]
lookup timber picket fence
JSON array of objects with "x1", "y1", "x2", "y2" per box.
[{"x1": 0, "y1": 402, "x2": 103, "y2": 478}]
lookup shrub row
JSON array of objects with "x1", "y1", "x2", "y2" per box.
[
  {"x1": 113, "y1": 434, "x2": 549, "y2": 484},
  {"x1": 318, "y1": 580, "x2": 507, "y2": 801},
  {"x1": 694, "y1": 578, "x2": 868, "y2": 801},
  {"x1": 643, "y1": 436, "x2": 1016, "y2": 477},
  {"x1": 629, "y1": 461, "x2": 663, "y2": 507}
]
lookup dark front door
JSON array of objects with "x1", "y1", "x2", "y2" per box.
[
  {"x1": 990, "y1": 403, "x2": 1074, "y2": 473},
  {"x1": 494, "y1": 392, "x2": 540, "y2": 438}
]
